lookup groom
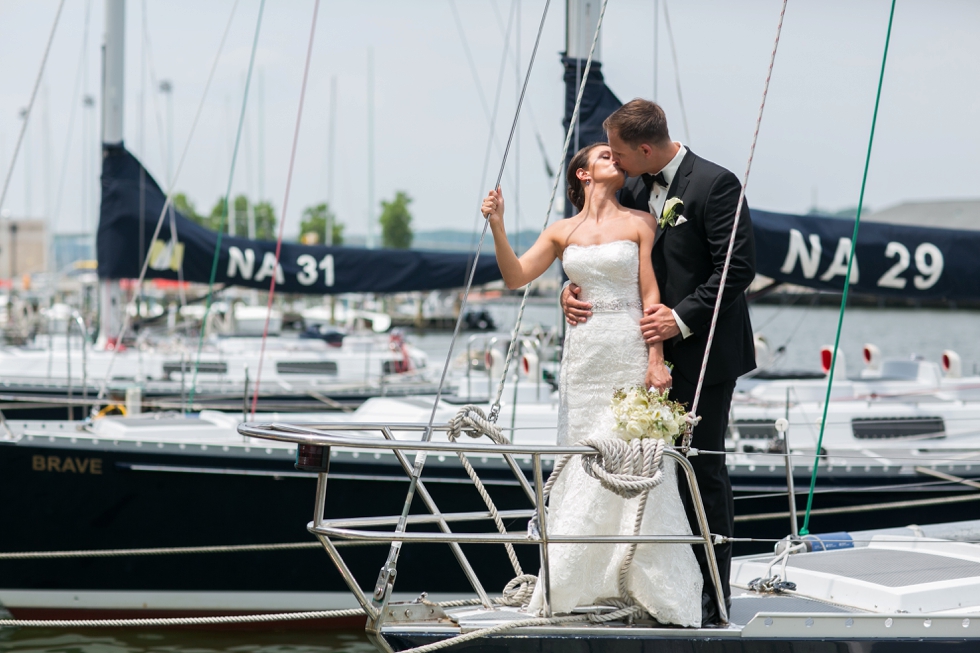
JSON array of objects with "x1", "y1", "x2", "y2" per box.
[{"x1": 561, "y1": 99, "x2": 756, "y2": 623}]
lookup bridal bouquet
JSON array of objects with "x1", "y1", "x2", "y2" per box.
[{"x1": 610, "y1": 385, "x2": 689, "y2": 446}]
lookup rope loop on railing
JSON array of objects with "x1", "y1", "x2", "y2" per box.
[
  {"x1": 579, "y1": 437, "x2": 667, "y2": 499},
  {"x1": 447, "y1": 405, "x2": 507, "y2": 445}
]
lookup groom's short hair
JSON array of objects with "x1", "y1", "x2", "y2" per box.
[{"x1": 604, "y1": 99, "x2": 671, "y2": 148}]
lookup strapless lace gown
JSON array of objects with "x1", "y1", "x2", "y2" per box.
[{"x1": 527, "y1": 240, "x2": 703, "y2": 627}]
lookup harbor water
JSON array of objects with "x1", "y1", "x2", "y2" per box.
[{"x1": 425, "y1": 298, "x2": 980, "y2": 376}]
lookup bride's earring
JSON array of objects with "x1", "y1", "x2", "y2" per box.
[{"x1": 585, "y1": 179, "x2": 591, "y2": 186}]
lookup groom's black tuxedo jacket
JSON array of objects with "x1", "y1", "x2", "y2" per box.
[{"x1": 619, "y1": 149, "x2": 757, "y2": 386}]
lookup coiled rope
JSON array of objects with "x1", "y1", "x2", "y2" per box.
[{"x1": 448, "y1": 401, "x2": 672, "y2": 622}]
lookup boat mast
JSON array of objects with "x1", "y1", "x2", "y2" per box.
[
  {"x1": 98, "y1": 0, "x2": 125, "y2": 346},
  {"x1": 366, "y1": 48, "x2": 375, "y2": 249},
  {"x1": 563, "y1": 0, "x2": 602, "y2": 219}
]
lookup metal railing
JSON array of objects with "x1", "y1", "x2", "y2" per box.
[{"x1": 238, "y1": 420, "x2": 729, "y2": 628}]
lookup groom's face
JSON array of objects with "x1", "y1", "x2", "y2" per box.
[{"x1": 607, "y1": 130, "x2": 651, "y2": 178}]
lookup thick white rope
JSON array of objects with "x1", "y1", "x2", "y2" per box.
[
  {"x1": 488, "y1": 0, "x2": 610, "y2": 422},
  {"x1": 447, "y1": 405, "x2": 523, "y2": 576},
  {"x1": 685, "y1": 0, "x2": 789, "y2": 446},
  {"x1": 519, "y1": 437, "x2": 669, "y2": 624},
  {"x1": 97, "y1": 0, "x2": 243, "y2": 399},
  {"x1": 0, "y1": 0, "x2": 66, "y2": 214}
]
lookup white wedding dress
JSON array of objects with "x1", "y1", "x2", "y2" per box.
[{"x1": 526, "y1": 240, "x2": 703, "y2": 627}]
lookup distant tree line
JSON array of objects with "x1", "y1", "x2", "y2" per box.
[{"x1": 173, "y1": 190, "x2": 415, "y2": 249}]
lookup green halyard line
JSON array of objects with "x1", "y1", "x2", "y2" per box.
[{"x1": 800, "y1": 0, "x2": 897, "y2": 536}]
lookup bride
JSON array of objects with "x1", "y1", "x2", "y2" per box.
[{"x1": 481, "y1": 143, "x2": 703, "y2": 627}]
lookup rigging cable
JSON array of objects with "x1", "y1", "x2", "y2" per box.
[
  {"x1": 188, "y1": 0, "x2": 266, "y2": 411},
  {"x1": 488, "y1": 0, "x2": 609, "y2": 421},
  {"x1": 686, "y1": 0, "x2": 788, "y2": 439},
  {"x1": 249, "y1": 0, "x2": 321, "y2": 417},
  {"x1": 660, "y1": 0, "x2": 690, "y2": 144},
  {"x1": 0, "y1": 0, "x2": 66, "y2": 215},
  {"x1": 800, "y1": 0, "x2": 898, "y2": 535},
  {"x1": 452, "y1": 0, "x2": 519, "y2": 278},
  {"x1": 96, "y1": 0, "x2": 242, "y2": 399},
  {"x1": 51, "y1": 0, "x2": 92, "y2": 235}
]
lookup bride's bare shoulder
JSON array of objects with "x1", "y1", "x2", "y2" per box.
[{"x1": 624, "y1": 208, "x2": 657, "y2": 234}]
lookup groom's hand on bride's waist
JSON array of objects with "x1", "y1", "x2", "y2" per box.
[
  {"x1": 641, "y1": 304, "x2": 681, "y2": 343},
  {"x1": 560, "y1": 283, "x2": 592, "y2": 325}
]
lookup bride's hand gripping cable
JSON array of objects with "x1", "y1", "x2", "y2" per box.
[{"x1": 482, "y1": 187, "x2": 560, "y2": 290}]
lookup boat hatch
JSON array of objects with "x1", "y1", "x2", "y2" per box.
[
  {"x1": 787, "y1": 547, "x2": 980, "y2": 587},
  {"x1": 163, "y1": 361, "x2": 228, "y2": 377},
  {"x1": 732, "y1": 538, "x2": 980, "y2": 614},
  {"x1": 733, "y1": 419, "x2": 777, "y2": 440},
  {"x1": 851, "y1": 416, "x2": 945, "y2": 439},
  {"x1": 276, "y1": 361, "x2": 339, "y2": 375}
]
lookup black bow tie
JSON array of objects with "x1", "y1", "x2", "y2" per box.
[{"x1": 642, "y1": 171, "x2": 669, "y2": 190}]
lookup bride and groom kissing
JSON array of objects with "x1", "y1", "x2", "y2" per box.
[{"x1": 482, "y1": 98, "x2": 756, "y2": 627}]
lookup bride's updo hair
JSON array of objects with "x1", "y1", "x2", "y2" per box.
[{"x1": 566, "y1": 142, "x2": 607, "y2": 212}]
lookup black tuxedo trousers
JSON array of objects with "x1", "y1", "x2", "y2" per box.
[{"x1": 669, "y1": 374, "x2": 735, "y2": 602}]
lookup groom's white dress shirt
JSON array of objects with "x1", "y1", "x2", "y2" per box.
[{"x1": 648, "y1": 143, "x2": 693, "y2": 340}]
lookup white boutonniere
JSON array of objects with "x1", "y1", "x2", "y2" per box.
[{"x1": 659, "y1": 197, "x2": 685, "y2": 229}]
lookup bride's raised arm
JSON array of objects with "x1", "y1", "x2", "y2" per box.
[
  {"x1": 482, "y1": 187, "x2": 560, "y2": 290},
  {"x1": 636, "y1": 217, "x2": 672, "y2": 393}
]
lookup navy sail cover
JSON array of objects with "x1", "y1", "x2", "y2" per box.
[
  {"x1": 753, "y1": 209, "x2": 977, "y2": 301},
  {"x1": 97, "y1": 145, "x2": 503, "y2": 294}
]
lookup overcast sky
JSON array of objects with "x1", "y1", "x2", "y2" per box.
[{"x1": 1, "y1": 0, "x2": 978, "y2": 242}]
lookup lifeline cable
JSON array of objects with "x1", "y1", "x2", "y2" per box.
[{"x1": 800, "y1": 0, "x2": 897, "y2": 535}]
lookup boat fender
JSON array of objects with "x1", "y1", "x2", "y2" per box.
[
  {"x1": 520, "y1": 351, "x2": 539, "y2": 378},
  {"x1": 942, "y1": 350, "x2": 962, "y2": 378},
  {"x1": 485, "y1": 348, "x2": 505, "y2": 378},
  {"x1": 863, "y1": 343, "x2": 882, "y2": 371},
  {"x1": 819, "y1": 345, "x2": 846, "y2": 378}
]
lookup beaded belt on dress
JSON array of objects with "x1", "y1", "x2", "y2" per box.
[{"x1": 587, "y1": 298, "x2": 643, "y2": 313}]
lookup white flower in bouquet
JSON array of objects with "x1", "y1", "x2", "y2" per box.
[{"x1": 610, "y1": 385, "x2": 690, "y2": 446}]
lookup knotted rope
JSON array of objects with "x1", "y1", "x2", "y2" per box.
[
  {"x1": 448, "y1": 405, "x2": 506, "y2": 444},
  {"x1": 519, "y1": 436, "x2": 671, "y2": 622},
  {"x1": 579, "y1": 437, "x2": 666, "y2": 498}
]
